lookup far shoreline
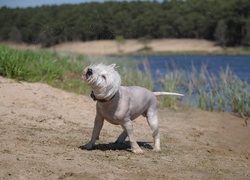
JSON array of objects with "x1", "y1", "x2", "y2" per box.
[
  {"x1": 123, "y1": 49, "x2": 250, "y2": 56},
  {"x1": 1, "y1": 39, "x2": 250, "y2": 56}
]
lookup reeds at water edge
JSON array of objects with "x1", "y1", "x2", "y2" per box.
[{"x1": 154, "y1": 62, "x2": 250, "y2": 117}]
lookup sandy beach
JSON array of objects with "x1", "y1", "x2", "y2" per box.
[
  {"x1": 52, "y1": 39, "x2": 223, "y2": 55},
  {"x1": 0, "y1": 76, "x2": 249, "y2": 179}
]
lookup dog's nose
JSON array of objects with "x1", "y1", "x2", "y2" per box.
[{"x1": 86, "y1": 68, "x2": 93, "y2": 79}]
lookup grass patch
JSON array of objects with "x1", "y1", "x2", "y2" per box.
[
  {"x1": 0, "y1": 45, "x2": 92, "y2": 94},
  {"x1": 0, "y1": 45, "x2": 154, "y2": 96}
]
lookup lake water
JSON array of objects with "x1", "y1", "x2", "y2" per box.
[
  {"x1": 112, "y1": 54, "x2": 250, "y2": 110},
  {"x1": 128, "y1": 55, "x2": 250, "y2": 88},
  {"x1": 111, "y1": 54, "x2": 250, "y2": 89}
]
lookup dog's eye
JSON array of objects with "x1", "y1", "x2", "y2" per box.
[{"x1": 101, "y1": 75, "x2": 106, "y2": 80}]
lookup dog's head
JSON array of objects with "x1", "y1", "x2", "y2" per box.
[{"x1": 82, "y1": 63, "x2": 121, "y2": 100}]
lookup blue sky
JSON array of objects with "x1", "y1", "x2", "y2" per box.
[
  {"x1": 0, "y1": 0, "x2": 159, "y2": 8},
  {"x1": 0, "y1": 0, "x2": 123, "y2": 8}
]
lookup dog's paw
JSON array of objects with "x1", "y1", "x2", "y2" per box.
[
  {"x1": 83, "y1": 143, "x2": 94, "y2": 150},
  {"x1": 132, "y1": 148, "x2": 144, "y2": 154},
  {"x1": 152, "y1": 148, "x2": 161, "y2": 152}
]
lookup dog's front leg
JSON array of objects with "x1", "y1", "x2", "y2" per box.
[
  {"x1": 122, "y1": 120, "x2": 143, "y2": 153},
  {"x1": 84, "y1": 113, "x2": 104, "y2": 150},
  {"x1": 115, "y1": 130, "x2": 127, "y2": 143}
]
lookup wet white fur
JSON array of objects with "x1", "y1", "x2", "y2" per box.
[{"x1": 82, "y1": 63, "x2": 121, "y2": 101}]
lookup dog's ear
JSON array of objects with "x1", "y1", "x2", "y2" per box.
[{"x1": 109, "y1": 64, "x2": 116, "y2": 69}]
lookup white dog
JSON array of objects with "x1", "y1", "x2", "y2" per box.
[{"x1": 82, "y1": 63, "x2": 183, "y2": 153}]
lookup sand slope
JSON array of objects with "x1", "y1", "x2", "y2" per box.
[
  {"x1": 52, "y1": 39, "x2": 223, "y2": 55},
  {"x1": 0, "y1": 76, "x2": 249, "y2": 179},
  {"x1": 1, "y1": 39, "x2": 224, "y2": 55}
]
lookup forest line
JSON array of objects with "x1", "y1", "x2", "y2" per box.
[{"x1": 0, "y1": 0, "x2": 250, "y2": 48}]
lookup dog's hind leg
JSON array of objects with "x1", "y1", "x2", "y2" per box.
[
  {"x1": 115, "y1": 130, "x2": 127, "y2": 143},
  {"x1": 146, "y1": 111, "x2": 161, "y2": 152},
  {"x1": 122, "y1": 120, "x2": 143, "y2": 153}
]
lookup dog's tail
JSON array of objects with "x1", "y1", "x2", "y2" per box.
[{"x1": 153, "y1": 92, "x2": 184, "y2": 96}]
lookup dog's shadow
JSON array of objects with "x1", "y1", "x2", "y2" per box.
[{"x1": 79, "y1": 141, "x2": 153, "y2": 152}]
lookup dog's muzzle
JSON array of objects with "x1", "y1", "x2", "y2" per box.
[{"x1": 86, "y1": 68, "x2": 93, "y2": 79}]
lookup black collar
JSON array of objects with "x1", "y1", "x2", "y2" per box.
[{"x1": 90, "y1": 91, "x2": 116, "y2": 102}]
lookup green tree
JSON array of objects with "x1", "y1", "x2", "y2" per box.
[
  {"x1": 115, "y1": 35, "x2": 126, "y2": 53},
  {"x1": 138, "y1": 35, "x2": 152, "y2": 51},
  {"x1": 214, "y1": 19, "x2": 227, "y2": 48},
  {"x1": 243, "y1": 18, "x2": 250, "y2": 46},
  {"x1": 9, "y1": 26, "x2": 22, "y2": 43}
]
